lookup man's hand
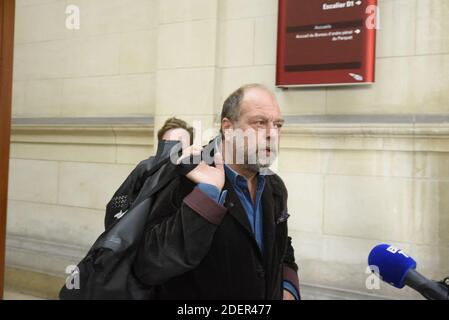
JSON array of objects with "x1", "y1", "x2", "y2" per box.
[
  {"x1": 283, "y1": 289, "x2": 296, "y2": 300},
  {"x1": 182, "y1": 147, "x2": 225, "y2": 191}
]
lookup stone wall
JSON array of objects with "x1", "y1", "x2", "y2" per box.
[{"x1": 6, "y1": 0, "x2": 449, "y2": 299}]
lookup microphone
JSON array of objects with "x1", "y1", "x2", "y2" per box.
[{"x1": 368, "y1": 244, "x2": 449, "y2": 300}]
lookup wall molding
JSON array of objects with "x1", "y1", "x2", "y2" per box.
[
  {"x1": 284, "y1": 114, "x2": 449, "y2": 125},
  {"x1": 282, "y1": 123, "x2": 449, "y2": 138},
  {"x1": 280, "y1": 124, "x2": 449, "y2": 152},
  {"x1": 11, "y1": 124, "x2": 155, "y2": 147},
  {"x1": 10, "y1": 115, "x2": 449, "y2": 152},
  {"x1": 282, "y1": 114, "x2": 449, "y2": 138},
  {"x1": 5, "y1": 233, "x2": 87, "y2": 277},
  {"x1": 299, "y1": 282, "x2": 394, "y2": 300},
  {"x1": 12, "y1": 116, "x2": 154, "y2": 126}
]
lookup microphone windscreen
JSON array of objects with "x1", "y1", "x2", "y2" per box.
[{"x1": 368, "y1": 243, "x2": 416, "y2": 288}]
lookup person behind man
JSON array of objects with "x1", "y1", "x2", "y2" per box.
[
  {"x1": 133, "y1": 84, "x2": 300, "y2": 300},
  {"x1": 104, "y1": 117, "x2": 194, "y2": 229}
]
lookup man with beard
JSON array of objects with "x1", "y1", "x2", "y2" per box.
[{"x1": 133, "y1": 84, "x2": 300, "y2": 300}]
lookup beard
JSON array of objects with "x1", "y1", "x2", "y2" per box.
[
  {"x1": 224, "y1": 127, "x2": 279, "y2": 173},
  {"x1": 243, "y1": 145, "x2": 278, "y2": 173}
]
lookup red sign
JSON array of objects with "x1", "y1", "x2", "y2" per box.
[{"x1": 276, "y1": 0, "x2": 377, "y2": 87}]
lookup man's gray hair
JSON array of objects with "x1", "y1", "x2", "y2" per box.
[{"x1": 220, "y1": 83, "x2": 272, "y2": 135}]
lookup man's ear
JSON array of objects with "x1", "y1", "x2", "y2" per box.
[
  {"x1": 221, "y1": 117, "x2": 233, "y2": 130},
  {"x1": 221, "y1": 118, "x2": 234, "y2": 140}
]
